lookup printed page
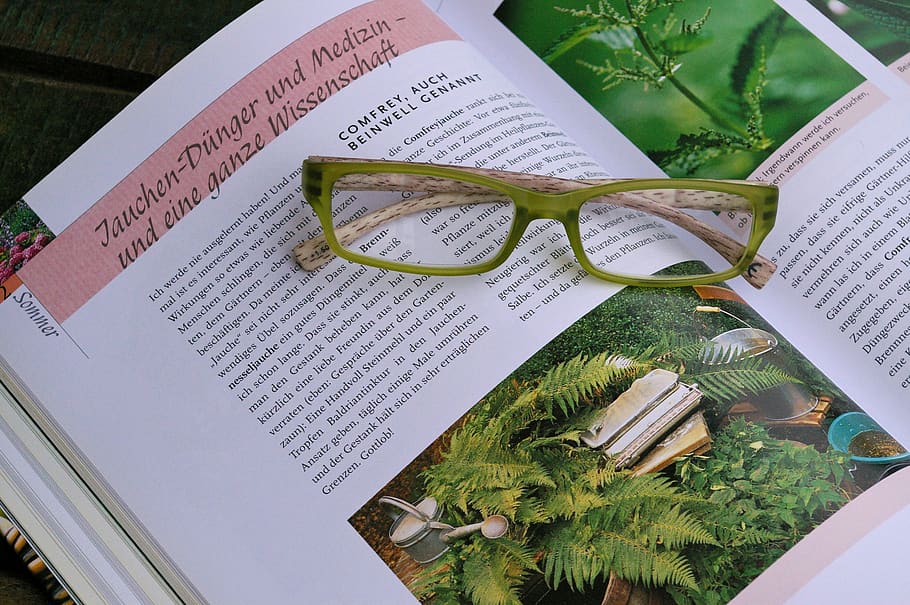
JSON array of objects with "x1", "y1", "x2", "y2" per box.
[
  {"x1": 427, "y1": 1, "x2": 910, "y2": 603},
  {"x1": 437, "y1": 0, "x2": 910, "y2": 440},
  {"x1": 0, "y1": 384, "x2": 178, "y2": 604},
  {"x1": 0, "y1": 0, "x2": 769, "y2": 602},
  {"x1": 1, "y1": 1, "x2": 909, "y2": 604}
]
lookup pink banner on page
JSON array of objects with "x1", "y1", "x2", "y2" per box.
[
  {"x1": 750, "y1": 81, "x2": 887, "y2": 187},
  {"x1": 17, "y1": 0, "x2": 458, "y2": 323}
]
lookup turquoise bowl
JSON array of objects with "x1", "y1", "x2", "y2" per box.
[{"x1": 827, "y1": 412, "x2": 910, "y2": 464}]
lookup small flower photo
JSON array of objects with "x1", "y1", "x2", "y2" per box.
[{"x1": 0, "y1": 200, "x2": 55, "y2": 281}]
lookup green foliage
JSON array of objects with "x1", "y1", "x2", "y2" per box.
[
  {"x1": 412, "y1": 539, "x2": 537, "y2": 605},
  {"x1": 2, "y1": 202, "x2": 44, "y2": 239},
  {"x1": 411, "y1": 286, "x2": 851, "y2": 603},
  {"x1": 549, "y1": 1, "x2": 709, "y2": 93},
  {"x1": 682, "y1": 356, "x2": 798, "y2": 405},
  {"x1": 462, "y1": 543, "x2": 529, "y2": 605},
  {"x1": 843, "y1": 0, "x2": 910, "y2": 39},
  {"x1": 415, "y1": 354, "x2": 716, "y2": 603},
  {"x1": 542, "y1": 516, "x2": 705, "y2": 592},
  {"x1": 649, "y1": 129, "x2": 752, "y2": 177},
  {"x1": 543, "y1": 20, "x2": 628, "y2": 64},
  {"x1": 511, "y1": 280, "x2": 848, "y2": 405},
  {"x1": 545, "y1": 0, "x2": 783, "y2": 174},
  {"x1": 731, "y1": 11, "x2": 785, "y2": 100},
  {"x1": 512, "y1": 278, "x2": 704, "y2": 380},
  {"x1": 669, "y1": 419, "x2": 850, "y2": 604},
  {"x1": 658, "y1": 10, "x2": 712, "y2": 55},
  {"x1": 0, "y1": 201, "x2": 54, "y2": 279},
  {"x1": 806, "y1": 0, "x2": 910, "y2": 68},
  {"x1": 536, "y1": 352, "x2": 641, "y2": 417}
]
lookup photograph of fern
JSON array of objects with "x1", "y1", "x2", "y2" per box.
[
  {"x1": 808, "y1": 0, "x2": 910, "y2": 65},
  {"x1": 350, "y1": 282, "x2": 904, "y2": 605},
  {"x1": 494, "y1": 0, "x2": 864, "y2": 179}
]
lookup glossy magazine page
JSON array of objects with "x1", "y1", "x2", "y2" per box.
[{"x1": 1, "y1": 0, "x2": 910, "y2": 603}]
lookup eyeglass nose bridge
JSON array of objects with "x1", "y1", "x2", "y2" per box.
[
  {"x1": 509, "y1": 190, "x2": 592, "y2": 271},
  {"x1": 513, "y1": 190, "x2": 581, "y2": 222}
]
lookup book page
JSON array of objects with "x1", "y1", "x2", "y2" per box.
[
  {"x1": 1, "y1": 0, "x2": 909, "y2": 604},
  {"x1": 0, "y1": 383, "x2": 177, "y2": 604},
  {"x1": 0, "y1": 0, "x2": 755, "y2": 602},
  {"x1": 426, "y1": 0, "x2": 910, "y2": 602},
  {"x1": 437, "y1": 0, "x2": 910, "y2": 439}
]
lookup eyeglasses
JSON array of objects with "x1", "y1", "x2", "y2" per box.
[{"x1": 295, "y1": 156, "x2": 778, "y2": 288}]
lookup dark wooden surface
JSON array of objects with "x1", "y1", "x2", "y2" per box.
[
  {"x1": 0, "y1": 0, "x2": 260, "y2": 215},
  {"x1": 0, "y1": 1, "x2": 260, "y2": 601}
]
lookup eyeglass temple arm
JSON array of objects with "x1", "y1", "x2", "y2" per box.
[
  {"x1": 606, "y1": 193, "x2": 775, "y2": 288},
  {"x1": 294, "y1": 190, "x2": 493, "y2": 270},
  {"x1": 294, "y1": 177, "x2": 775, "y2": 288},
  {"x1": 302, "y1": 156, "x2": 764, "y2": 205}
]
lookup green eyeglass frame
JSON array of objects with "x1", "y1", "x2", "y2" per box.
[{"x1": 296, "y1": 156, "x2": 778, "y2": 289}]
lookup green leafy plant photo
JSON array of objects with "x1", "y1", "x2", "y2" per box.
[
  {"x1": 809, "y1": 0, "x2": 910, "y2": 64},
  {"x1": 409, "y1": 337, "x2": 828, "y2": 605},
  {"x1": 353, "y1": 282, "x2": 862, "y2": 605},
  {"x1": 669, "y1": 419, "x2": 850, "y2": 605},
  {"x1": 496, "y1": 0, "x2": 864, "y2": 178}
]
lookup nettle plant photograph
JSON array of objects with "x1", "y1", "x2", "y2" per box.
[
  {"x1": 350, "y1": 279, "x2": 890, "y2": 605},
  {"x1": 495, "y1": 0, "x2": 864, "y2": 178},
  {"x1": 808, "y1": 0, "x2": 910, "y2": 65}
]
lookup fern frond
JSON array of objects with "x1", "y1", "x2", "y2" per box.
[
  {"x1": 490, "y1": 537, "x2": 540, "y2": 572},
  {"x1": 697, "y1": 341, "x2": 770, "y2": 365},
  {"x1": 522, "y1": 428, "x2": 581, "y2": 449},
  {"x1": 588, "y1": 473, "x2": 705, "y2": 532},
  {"x1": 540, "y1": 482, "x2": 610, "y2": 521},
  {"x1": 619, "y1": 545, "x2": 698, "y2": 590},
  {"x1": 579, "y1": 463, "x2": 622, "y2": 490},
  {"x1": 489, "y1": 390, "x2": 546, "y2": 439},
  {"x1": 687, "y1": 362, "x2": 797, "y2": 403},
  {"x1": 597, "y1": 471, "x2": 687, "y2": 507},
  {"x1": 434, "y1": 452, "x2": 552, "y2": 494},
  {"x1": 462, "y1": 564, "x2": 520, "y2": 605},
  {"x1": 470, "y1": 486, "x2": 527, "y2": 519},
  {"x1": 543, "y1": 523, "x2": 699, "y2": 591},
  {"x1": 536, "y1": 354, "x2": 594, "y2": 416},
  {"x1": 669, "y1": 338, "x2": 716, "y2": 364},
  {"x1": 542, "y1": 523, "x2": 601, "y2": 591},
  {"x1": 537, "y1": 352, "x2": 636, "y2": 417},
  {"x1": 708, "y1": 518, "x2": 782, "y2": 547},
  {"x1": 462, "y1": 547, "x2": 527, "y2": 605},
  {"x1": 423, "y1": 432, "x2": 555, "y2": 515},
  {"x1": 513, "y1": 496, "x2": 550, "y2": 525},
  {"x1": 641, "y1": 505, "x2": 717, "y2": 550},
  {"x1": 534, "y1": 447, "x2": 606, "y2": 491},
  {"x1": 410, "y1": 550, "x2": 463, "y2": 603}
]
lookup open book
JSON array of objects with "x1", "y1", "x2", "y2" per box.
[{"x1": 2, "y1": 0, "x2": 910, "y2": 602}]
